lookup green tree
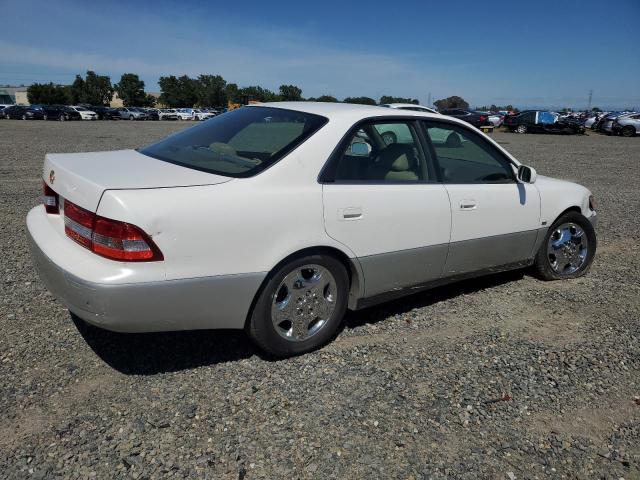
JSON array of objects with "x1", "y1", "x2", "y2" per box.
[
  {"x1": 225, "y1": 83, "x2": 240, "y2": 104},
  {"x1": 433, "y1": 95, "x2": 469, "y2": 111},
  {"x1": 69, "y1": 75, "x2": 86, "y2": 104},
  {"x1": 279, "y1": 84, "x2": 302, "y2": 101},
  {"x1": 158, "y1": 75, "x2": 182, "y2": 107},
  {"x1": 196, "y1": 74, "x2": 227, "y2": 107},
  {"x1": 238, "y1": 85, "x2": 279, "y2": 103},
  {"x1": 114, "y1": 73, "x2": 147, "y2": 107},
  {"x1": 83, "y1": 70, "x2": 114, "y2": 105},
  {"x1": 27, "y1": 83, "x2": 70, "y2": 104},
  {"x1": 379, "y1": 95, "x2": 418, "y2": 105},
  {"x1": 592, "y1": 107, "x2": 601, "y2": 112},
  {"x1": 343, "y1": 96, "x2": 377, "y2": 105},
  {"x1": 315, "y1": 95, "x2": 338, "y2": 103}
]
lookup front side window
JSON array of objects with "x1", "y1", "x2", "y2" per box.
[
  {"x1": 423, "y1": 121, "x2": 515, "y2": 183},
  {"x1": 140, "y1": 106, "x2": 327, "y2": 177},
  {"x1": 331, "y1": 120, "x2": 429, "y2": 182}
]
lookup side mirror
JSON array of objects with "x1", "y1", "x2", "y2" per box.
[{"x1": 517, "y1": 165, "x2": 537, "y2": 183}]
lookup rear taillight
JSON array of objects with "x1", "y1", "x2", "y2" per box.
[
  {"x1": 63, "y1": 200, "x2": 163, "y2": 262},
  {"x1": 42, "y1": 181, "x2": 59, "y2": 214}
]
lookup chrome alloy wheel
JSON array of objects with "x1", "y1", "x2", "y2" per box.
[
  {"x1": 271, "y1": 264, "x2": 337, "y2": 341},
  {"x1": 547, "y1": 223, "x2": 589, "y2": 275}
]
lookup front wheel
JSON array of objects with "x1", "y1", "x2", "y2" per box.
[
  {"x1": 247, "y1": 254, "x2": 349, "y2": 357},
  {"x1": 516, "y1": 124, "x2": 527, "y2": 134},
  {"x1": 533, "y1": 211, "x2": 596, "y2": 280},
  {"x1": 622, "y1": 125, "x2": 636, "y2": 137},
  {"x1": 21, "y1": 114, "x2": 27, "y2": 120}
]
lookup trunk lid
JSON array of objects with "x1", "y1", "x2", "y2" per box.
[{"x1": 43, "y1": 149, "x2": 231, "y2": 211}]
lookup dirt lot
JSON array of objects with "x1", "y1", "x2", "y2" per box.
[{"x1": 0, "y1": 120, "x2": 638, "y2": 479}]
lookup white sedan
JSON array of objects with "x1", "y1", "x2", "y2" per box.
[
  {"x1": 27, "y1": 102, "x2": 597, "y2": 357},
  {"x1": 70, "y1": 106, "x2": 97, "y2": 120}
]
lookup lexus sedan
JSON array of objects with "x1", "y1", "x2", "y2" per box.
[{"x1": 27, "y1": 102, "x2": 597, "y2": 357}]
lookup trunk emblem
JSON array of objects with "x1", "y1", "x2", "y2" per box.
[{"x1": 49, "y1": 170, "x2": 55, "y2": 184}]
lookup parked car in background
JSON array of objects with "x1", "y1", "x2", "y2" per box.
[
  {"x1": 27, "y1": 102, "x2": 597, "y2": 357},
  {"x1": 504, "y1": 110, "x2": 585, "y2": 134},
  {"x1": 611, "y1": 113, "x2": 639, "y2": 137},
  {"x1": 440, "y1": 109, "x2": 491, "y2": 128},
  {"x1": 69, "y1": 106, "x2": 97, "y2": 120},
  {"x1": 42, "y1": 105, "x2": 82, "y2": 121},
  {"x1": 4, "y1": 105, "x2": 45, "y2": 120},
  {"x1": 584, "y1": 113, "x2": 608, "y2": 129},
  {"x1": 381, "y1": 103, "x2": 439, "y2": 114},
  {"x1": 117, "y1": 107, "x2": 148, "y2": 120},
  {"x1": 483, "y1": 112, "x2": 504, "y2": 127},
  {"x1": 90, "y1": 106, "x2": 121, "y2": 120},
  {"x1": 143, "y1": 108, "x2": 160, "y2": 121},
  {"x1": 175, "y1": 108, "x2": 195, "y2": 120},
  {"x1": 158, "y1": 109, "x2": 179, "y2": 120},
  {"x1": 192, "y1": 109, "x2": 216, "y2": 121}
]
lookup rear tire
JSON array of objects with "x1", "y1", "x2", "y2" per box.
[
  {"x1": 129, "y1": 115, "x2": 134, "y2": 120},
  {"x1": 533, "y1": 211, "x2": 596, "y2": 281},
  {"x1": 246, "y1": 254, "x2": 349, "y2": 357},
  {"x1": 21, "y1": 114, "x2": 27, "y2": 120},
  {"x1": 516, "y1": 124, "x2": 527, "y2": 134},
  {"x1": 622, "y1": 125, "x2": 636, "y2": 137}
]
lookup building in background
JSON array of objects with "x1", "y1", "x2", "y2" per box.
[{"x1": 0, "y1": 86, "x2": 28, "y2": 105}]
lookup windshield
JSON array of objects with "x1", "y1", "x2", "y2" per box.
[{"x1": 139, "y1": 106, "x2": 327, "y2": 178}]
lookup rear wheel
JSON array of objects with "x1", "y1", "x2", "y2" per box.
[
  {"x1": 622, "y1": 125, "x2": 636, "y2": 137},
  {"x1": 247, "y1": 254, "x2": 348, "y2": 357},
  {"x1": 59, "y1": 114, "x2": 65, "y2": 121},
  {"x1": 516, "y1": 124, "x2": 527, "y2": 134},
  {"x1": 129, "y1": 115, "x2": 134, "y2": 120},
  {"x1": 21, "y1": 114, "x2": 27, "y2": 120},
  {"x1": 533, "y1": 211, "x2": 596, "y2": 280}
]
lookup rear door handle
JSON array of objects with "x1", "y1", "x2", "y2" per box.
[
  {"x1": 339, "y1": 207, "x2": 363, "y2": 220},
  {"x1": 459, "y1": 200, "x2": 477, "y2": 210}
]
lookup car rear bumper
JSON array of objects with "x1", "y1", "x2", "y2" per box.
[{"x1": 27, "y1": 207, "x2": 265, "y2": 333}]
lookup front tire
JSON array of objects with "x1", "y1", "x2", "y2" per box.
[
  {"x1": 516, "y1": 124, "x2": 527, "y2": 134},
  {"x1": 622, "y1": 125, "x2": 636, "y2": 137},
  {"x1": 247, "y1": 254, "x2": 349, "y2": 357},
  {"x1": 533, "y1": 211, "x2": 596, "y2": 280}
]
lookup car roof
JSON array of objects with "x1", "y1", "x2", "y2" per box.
[{"x1": 253, "y1": 101, "x2": 442, "y2": 120}]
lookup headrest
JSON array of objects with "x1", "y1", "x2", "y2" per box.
[{"x1": 377, "y1": 143, "x2": 415, "y2": 171}]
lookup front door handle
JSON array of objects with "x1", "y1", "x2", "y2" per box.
[
  {"x1": 339, "y1": 207, "x2": 363, "y2": 220},
  {"x1": 459, "y1": 200, "x2": 477, "y2": 210}
]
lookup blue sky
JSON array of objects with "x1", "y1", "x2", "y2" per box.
[{"x1": 1, "y1": 0, "x2": 638, "y2": 109}]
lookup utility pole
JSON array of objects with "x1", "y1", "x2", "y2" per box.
[{"x1": 587, "y1": 90, "x2": 593, "y2": 111}]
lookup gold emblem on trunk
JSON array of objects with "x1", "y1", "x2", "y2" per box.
[{"x1": 49, "y1": 170, "x2": 55, "y2": 184}]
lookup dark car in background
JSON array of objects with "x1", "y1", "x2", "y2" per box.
[
  {"x1": 143, "y1": 108, "x2": 160, "y2": 121},
  {"x1": 439, "y1": 108, "x2": 491, "y2": 128},
  {"x1": 42, "y1": 105, "x2": 82, "y2": 121},
  {"x1": 90, "y1": 106, "x2": 121, "y2": 120},
  {"x1": 4, "y1": 105, "x2": 45, "y2": 120},
  {"x1": 504, "y1": 110, "x2": 584, "y2": 134}
]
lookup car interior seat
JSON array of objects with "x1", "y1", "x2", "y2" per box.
[{"x1": 367, "y1": 143, "x2": 419, "y2": 181}]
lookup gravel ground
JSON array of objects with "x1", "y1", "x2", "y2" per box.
[{"x1": 0, "y1": 120, "x2": 639, "y2": 479}]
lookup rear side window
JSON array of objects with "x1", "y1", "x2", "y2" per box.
[
  {"x1": 330, "y1": 120, "x2": 430, "y2": 183},
  {"x1": 140, "y1": 107, "x2": 327, "y2": 177},
  {"x1": 423, "y1": 121, "x2": 515, "y2": 183}
]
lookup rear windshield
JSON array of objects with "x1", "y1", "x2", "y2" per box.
[{"x1": 139, "y1": 106, "x2": 327, "y2": 177}]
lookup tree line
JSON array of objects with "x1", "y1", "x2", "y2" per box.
[{"x1": 27, "y1": 70, "x2": 471, "y2": 110}]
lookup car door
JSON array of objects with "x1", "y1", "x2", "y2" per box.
[
  {"x1": 322, "y1": 119, "x2": 451, "y2": 298},
  {"x1": 422, "y1": 120, "x2": 541, "y2": 275}
]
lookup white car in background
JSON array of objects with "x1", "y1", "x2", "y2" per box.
[
  {"x1": 70, "y1": 106, "x2": 97, "y2": 120},
  {"x1": 381, "y1": 103, "x2": 439, "y2": 114},
  {"x1": 486, "y1": 112, "x2": 504, "y2": 127},
  {"x1": 158, "y1": 109, "x2": 179, "y2": 120},
  {"x1": 193, "y1": 109, "x2": 216, "y2": 121},
  {"x1": 175, "y1": 108, "x2": 195, "y2": 120},
  {"x1": 27, "y1": 102, "x2": 597, "y2": 357}
]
